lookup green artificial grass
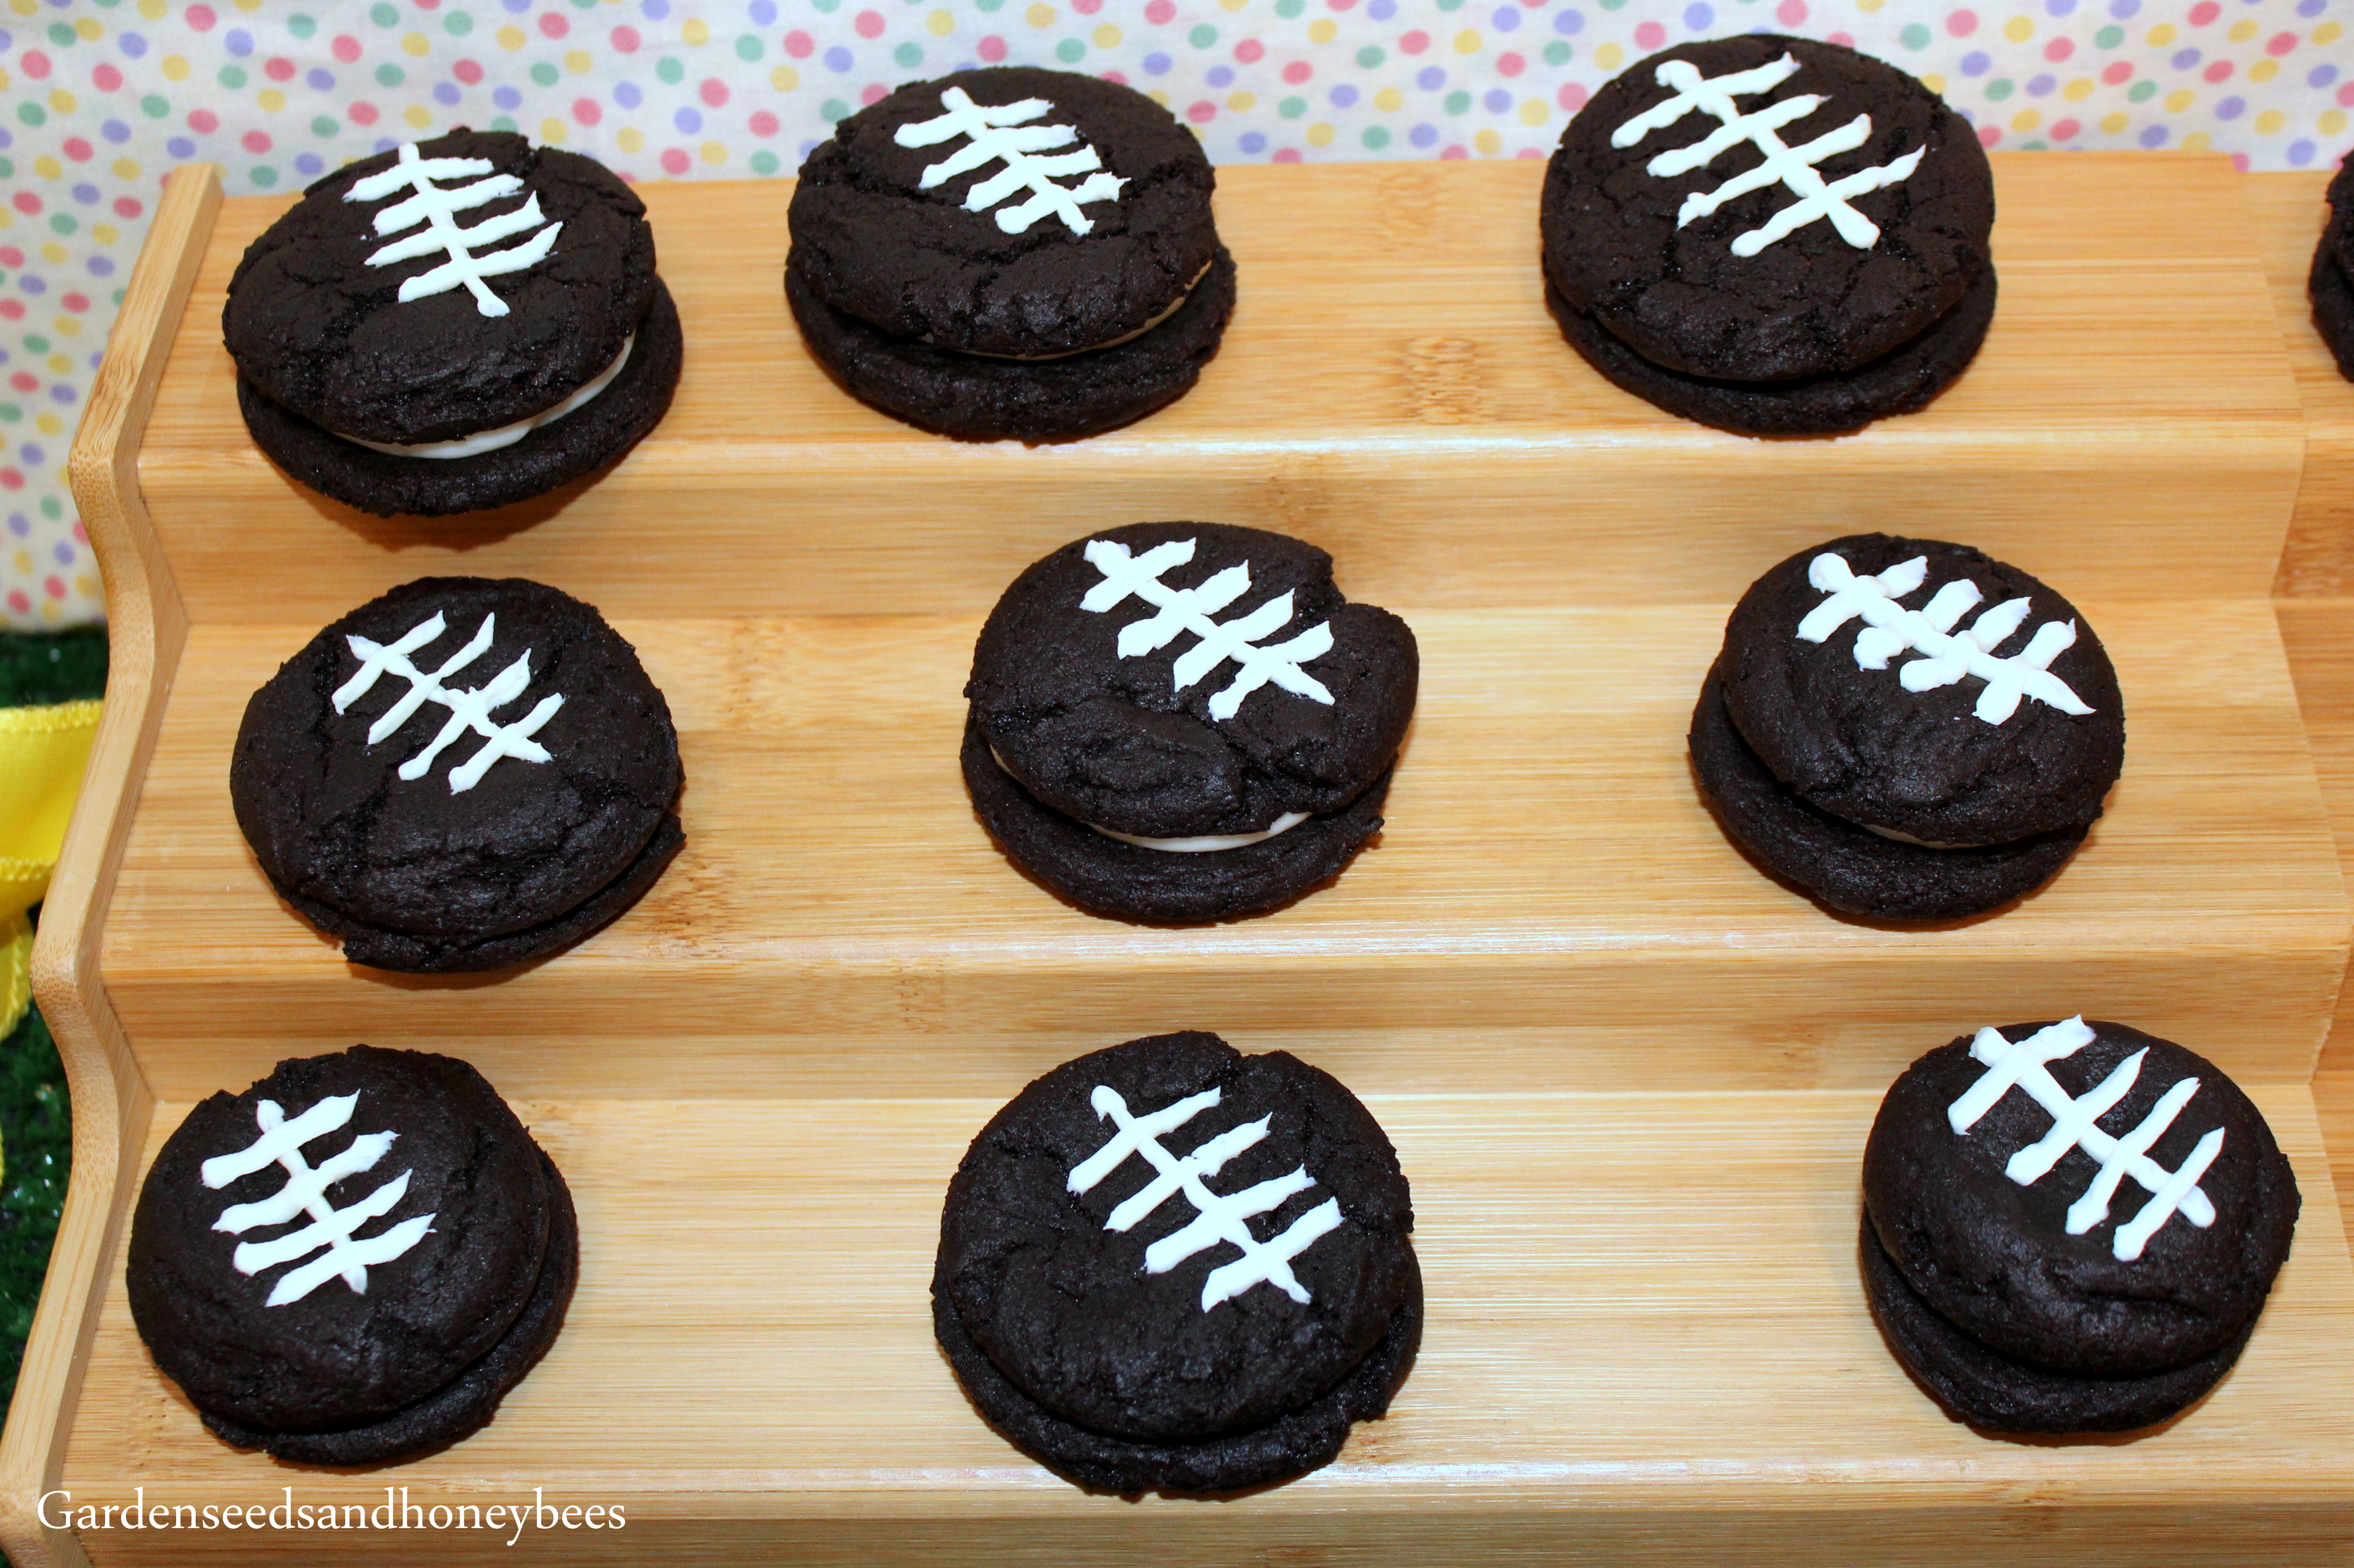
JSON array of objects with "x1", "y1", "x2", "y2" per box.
[
  {"x1": 0, "y1": 625, "x2": 105, "y2": 1418},
  {"x1": 0, "y1": 958, "x2": 71, "y2": 1413},
  {"x1": 0, "y1": 627, "x2": 108, "y2": 710}
]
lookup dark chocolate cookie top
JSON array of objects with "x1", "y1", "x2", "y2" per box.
[
  {"x1": 225, "y1": 130, "x2": 657, "y2": 443},
  {"x1": 938, "y1": 1032, "x2": 1416, "y2": 1443},
  {"x1": 2328, "y1": 155, "x2": 2354, "y2": 277},
  {"x1": 2314, "y1": 213, "x2": 2354, "y2": 382},
  {"x1": 1864, "y1": 1020, "x2": 2298, "y2": 1379},
  {"x1": 1541, "y1": 34, "x2": 1993, "y2": 381},
  {"x1": 789, "y1": 68, "x2": 1219, "y2": 359},
  {"x1": 127, "y1": 1047, "x2": 554, "y2": 1433},
  {"x1": 968, "y1": 523, "x2": 1417, "y2": 840},
  {"x1": 231, "y1": 576, "x2": 682, "y2": 952},
  {"x1": 1719, "y1": 533, "x2": 2123, "y2": 845}
]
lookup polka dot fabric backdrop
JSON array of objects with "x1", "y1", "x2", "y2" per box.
[{"x1": 3, "y1": 0, "x2": 2349, "y2": 628}]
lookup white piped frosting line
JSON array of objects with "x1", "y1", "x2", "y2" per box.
[
  {"x1": 334, "y1": 332, "x2": 634, "y2": 460},
  {"x1": 989, "y1": 744, "x2": 1311, "y2": 853}
]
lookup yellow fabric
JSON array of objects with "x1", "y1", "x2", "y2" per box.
[
  {"x1": 1, "y1": 912, "x2": 27, "y2": 1050},
  {"x1": 0, "y1": 698, "x2": 100, "y2": 1036}
]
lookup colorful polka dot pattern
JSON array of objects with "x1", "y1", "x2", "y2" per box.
[{"x1": 3, "y1": 0, "x2": 2348, "y2": 629}]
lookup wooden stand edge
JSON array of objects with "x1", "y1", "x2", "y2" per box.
[
  {"x1": 2252, "y1": 171, "x2": 2354, "y2": 1221},
  {"x1": 2, "y1": 165, "x2": 222, "y2": 1568}
]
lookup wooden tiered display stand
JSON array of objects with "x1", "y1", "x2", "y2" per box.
[
  {"x1": 6, "y1": 153, "x2": 2352, "y2": 1564},
  {"x1": 2258, "y1": 173, "x2": 2354, "y2": 1219}
]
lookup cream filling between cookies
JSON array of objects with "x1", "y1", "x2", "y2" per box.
[
  {"x1": 934, "y1": 259, "x2": 1216, "y2": 362},
  {"x1": 333, "y1": 332, "x2": 635, "y2": 460},
  {"x1": 1862, "y1": 823, "x2": 1992, "y2": 850},
  {"x1": 990, "y1": 744, "x2": 1310, "y2": 852},
  {"x1": 1090, "y1": 813, "x2": 1313, "y2": 852}
]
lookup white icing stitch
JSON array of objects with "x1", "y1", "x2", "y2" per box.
[
  {"x1": 1946, "y1": 1017, "x2": 2223, "y2": 1262},
  {"x1": 1069, "y1": 1083, "x2": 1343, "y2": 1312},
  {"x1": 1610, "y1": 52, "x2": 1924, "y2": 256},
  {"x1": 892, "y1": 86, "x2": 1127, "y2": 235},
  {"x1": 335, "y1": 333, "x2": 634, "y2": 460},
  {"x1": 1080, "y1": 537, "x2": 1335, "y2": 722},
  {"x1": 344, "y1": 142, "x2": 563, "y2": 317},
  {"x1": 202, "y1": 1092, "x2": 436, "y2": 1308},
  {"x1": 333, "y1": 610, "x2": 565, "y2": 793},
  {"x1": 1799, "y1": 551, "x2": 2094, "y2": 725}
]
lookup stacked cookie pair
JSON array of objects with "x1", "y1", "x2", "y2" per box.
[
  {"x1": 1865, "y1": 1019, "x2": 2299, "y2": 1433},
  {"x1": 226, "y1": 131, "x2": 682, "y2": 518},
  {"x1": 129, "y1": 1047, "x2": 574, "y2": 1465},
  {"x1": 1541, "y1": 35, "x2": 1997, "y2": 436},
  {"x1": 962, "y1": 523, "x2": 1418, "y2": 923},
  {"x1": 1691, "y1": 533, "x2": 2125, "y2": 921},
  {"x1": 787, "y1": 69, "x2": 1236, "y2": 442},
  {"x1": 232, "y1": 577, "x2": 685, "y2": 972},
  {"x1": 936, "y1": 1031, "x2": 1420, "y2": 1492}
]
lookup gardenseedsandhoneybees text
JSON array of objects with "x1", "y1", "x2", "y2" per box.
[{"x1": 41, "y1": 1487, "x2": 624, "y2": 1545}]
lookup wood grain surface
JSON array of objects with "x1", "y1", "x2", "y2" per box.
[
  {"x1": 2253, "y1": 174, "x2": 2354, "y2": 598},
  {"x1": 133, "y1": 154, "x2": 2301, "y2": 621},
  {"x1": 93, "y1": 600, "x2": 2347, "y2": 1105},
  {"x1": 2251, "y1": 171, "x2": 2354, "y2": 1244},
  {"x1": 19, "y1": 153, "x2": 2354, "y2": 1564},
  {"x1": 54, "y1": 1087, "x2": 2354, "y2": 1567}
]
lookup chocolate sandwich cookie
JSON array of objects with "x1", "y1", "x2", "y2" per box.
[
  {"x1": 225, "y1": 129, "x2": 680, "y2": 516},
  {"x1": 1863, "y1": 1018, "x2": 2298, "y2": 1432},
  {"x1": 128, "y1": 1047, "x2": 579, "y2": 1465},
  {"x1": 231, "y1": 576, "x2": 684, "y2": 972},
  {"x1": 1691, "y1": 533, "x2": 2122, "y2": 921},
  {"x1": 965, "y1": 522, "x2": 1417, "y2": 922},
  {"x1": 2312, "y1": 156, "x2": 2354, "y2": 381},
  {"x1": 935, "y1": 1031, "x2": 1420, "y2": 1492},
  {"x1": 787, "y1": 67, "x2": 1231, "y2": 440},
  {"x1": 1541, "y1": 35, "x2": 1995, "y2": 434}
]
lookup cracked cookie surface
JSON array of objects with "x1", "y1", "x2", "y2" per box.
[
  {"x1": 963, "y1": 522, "x2": 1414, "y2": 921},
  {"x1": 1541, "y1": 34, "x2": 1993, "y2": 383},
  {"x1": 1717, "y1": 533, "x2": 2122, "y2": 846},
  {"x1": 785, "y1": 244, "x2": 1234, "y2": 443},
  {"x1": 231, "y1": 576, "x2": 684, "y2": 972},
  {"x1": 1861, "y1": 1022, "x2": 2296, "y2": 1427},
  {"x1": 129, "y1": 1047, "x2": 576, "y2": 1458},
  {"x1": 934, "y1": 1031, "x2": 1420, "y2": 1491},
  {"x1": 226, "y1": 129, "x2": 658, "y2": 443},
  {"x1": 970, "y1": 523, "x2": 1415, "y2": 840},
  {"x1": 788, "y1": 67, "x2": 1219, "y2": 360}
]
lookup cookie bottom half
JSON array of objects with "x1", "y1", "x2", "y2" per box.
[
  {"x1": 273, "y1": 812, "x2": 685, "y2": 974},
  {"x1": 2312, "y1": 218, "x2": 2354, "y2": 383},
  {"x1": 201, "y1": 1147, "x2": 580, "y2": 1467},
  {"x1": 1547, "y1": 265, "x2": 1996, "y2": 438},
  {"x1": 1859, "y1": 1214, "x2": 2252, "y2": 1435},
  {"x1": 961, "y1": 713, "x2": 1388, "y2": 923},
  {"x1": 237, "y1": 279, "x2": 683, "y2": 519},
  {"x1": 786, "y1": 246, "x2": 1236, "y2": 443},
  {"x1": 1688, "y1": 663, "x2": 2085, "y2": 922},
  {"x1": 934, "y1": 1249, "x2": 1421, "y2": 1494}
]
